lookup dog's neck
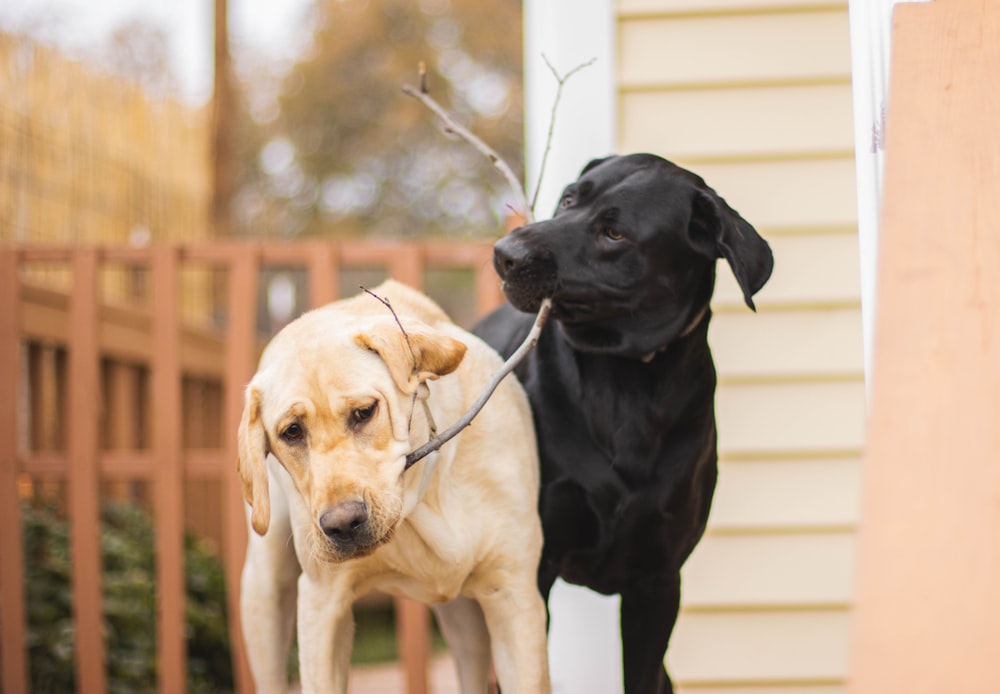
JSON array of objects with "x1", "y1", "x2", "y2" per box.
[
  {"x1": 400, "y1": 386, "x2": 443, "y2": 516},
  {"x1": 639, "y1": 303, "x2": 709, "y2": 363},
  {"x1": 558, "y1": 299, "x2": 711, "y2": 362}
]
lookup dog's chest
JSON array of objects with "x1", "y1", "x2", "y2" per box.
[
  {"x1": 363, "y1": 509, "x2": 476, "y2": 603},
  {"x1": 542, "y1": 350, "x2": 712, "y2": 481},
  {"x1": 532, "y1": 346, "x2": 718, "y2": 584}
]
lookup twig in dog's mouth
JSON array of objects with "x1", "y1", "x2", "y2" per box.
[
  {"x1": 397, "y1": 59, "x2": 589, "y2": 468},
  {"x1": 404, "y1": 297, "x2": 552, "y2": 469},
  {"x1": 361, "y1": 287, "x2": 551, "y2": 469}
]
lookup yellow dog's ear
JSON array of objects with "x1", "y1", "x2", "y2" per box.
[
  {"x1": 355, "y1": 321, "x2": 467, "y2": 393},
  {"x1": 237, "y1": 385, "x2": 271, "y2": 535}
]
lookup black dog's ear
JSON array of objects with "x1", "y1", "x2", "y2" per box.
[
  {"x1": 690, "y1": 188, "x2": 774, "y2": 311},
  {"x1": 580, "y1": 155, "x2": 614, "y2": 176}
]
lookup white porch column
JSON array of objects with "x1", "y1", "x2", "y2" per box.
[{"x1": 523, "y1": 1, "x2": 622, "y2": 692}]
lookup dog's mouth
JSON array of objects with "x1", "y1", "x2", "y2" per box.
[
  {"x1": 310, "y1": 494, "x2": 402, "y2": 563},
  {"x1": 497, "y1": 264, "x2": 558, "y2": 314},
  {"x1": 311, "y1": 521, "x2": 397, "y2": 563},
  {"x1": 495, "y1": 238, "x2": 638, "y2": 323},
  {"x1": 503, "y1": 281, "x2": 633, "y2": 325}
]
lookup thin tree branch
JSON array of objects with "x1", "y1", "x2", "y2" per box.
[
  {"x1": 531, "y1": 56, "x2": 597, "y2": 213},
  {"x1": 404, "y1": 297, "x2": 551, "y2": 469},
  {"x1": 362, "y1": 286, "x2": 427, "y2": 437},
  {"x1": 362, "y1": 286, "x2": 417, "y2": 374},
  {"x1": 398, "y1": 60, "x2": 579, "y2": 467},
  {"x1": 401, "y1": 82, "x2": 534, "y2": 223}
]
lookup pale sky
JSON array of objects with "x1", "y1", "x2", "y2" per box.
[{"x1": 0, "y1": 0, "x2": 312, "y2": 104}]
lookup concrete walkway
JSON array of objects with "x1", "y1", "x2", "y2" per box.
[{"x1": 288, "y1": 655, "x2": 461, "y2": 693}]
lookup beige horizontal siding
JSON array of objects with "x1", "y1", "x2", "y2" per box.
[
  {"x1": 680, "y1": 158, "x2": 857, "y2": 229},
  {"x1": 621, "y1": 83, "x2": 854, "y2": 158},
  {"x1": 714, "y1": 231, "x2": 862, "y2": 307},
  {"x1": 615, "y1": 2, "x2": 859, "y2": 691},
  {"x1": 681, "y1": 532, "x2": 855, "y2": 606},
  {"x1": 716, "y1": 380, "x2": 865, "y2": 454},
  {"x1": 667, "y1": 610, "x2": 850, "y2": 683},
  {"x1": 711, "y1": 458, "x2": 862, "y2": 529},
  {"x1": 710, "y1": 308, "x2": 863, "y2": 377},
  {"x1": 619, "y1": 11, "x2": 851, "y2": 87}
]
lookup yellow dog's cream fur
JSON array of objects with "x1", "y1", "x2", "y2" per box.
[{"x1": 238, "y1": 280, "x2": 550, "y2": 693}]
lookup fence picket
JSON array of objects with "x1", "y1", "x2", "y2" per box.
[
  {"x1": 152, "y1": 246, "x2": 187, "y2": 692},
  {"x1": 223, "y1": 248, "x2": 258, "y2": 693},
  {"x1": 0, "y1": 249, "x2": 28, "y2": 694},
  {"x1": 68, "y1": 249, "x2": 107, "y2": 692}
]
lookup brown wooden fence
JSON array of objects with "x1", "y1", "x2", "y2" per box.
[{"x1": 0, "y1": 239, "x2": 503, "y2": 694}]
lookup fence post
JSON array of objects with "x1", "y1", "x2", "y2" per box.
[
  {"x1": 152, "y1": 246, "x2": 187, "y2": 692},
  {"x1": 307, "y1": 241, "x2": 339, "y2": 307},
  {"x1": 223, "y1": 247, "x2": 257, "y2": 692},
  {"x1": 68, "y1": 248, "x2": 107, "y2": 692},
  {"x1": 391, "y1": 242, "x2": 424, "y2": 291},
  {"x1": 474, "y1": 243, "x2": 504, "y2": 316},
  {"x1": 0, "y1": 249, "x2": 29, "y2": 694},
  {"x1": 390, "y1": 243, "x2": 430, "y2": 694}
]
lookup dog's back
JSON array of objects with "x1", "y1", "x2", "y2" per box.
[{"x1": 339, "y1": 278, "x2": 453, "y2": 327}]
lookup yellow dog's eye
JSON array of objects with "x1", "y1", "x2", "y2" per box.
[
  {"x1": 351, "y1": 403, "x2": 377, "y2": 426},
  {"x1": 280, "y1": 423, "x2": 304, "y2": 444},
  {"x1": 603, "y1": 227, "x2": 624, "y2": 241}
]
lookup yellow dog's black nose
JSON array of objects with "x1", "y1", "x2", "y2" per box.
[{"x1": 319, "y1": 501, "x2": 369, "y2": 541}]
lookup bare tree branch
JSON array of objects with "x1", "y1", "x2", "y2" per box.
[
  {"x1": 405, "y1": 298, "x2": 551, "y2": 469},
  {"x1": 531, "y1": 56, "x2": 597, "y2": 213},
  {"x1": 362, "y1": 286, "x2": 418, "y2": 373},
  {"x1": 398, "y1": 59, "x2": 586, "y2": 467},
  {"x1": 401, "y1": 82, "x2": 534, "y2": 224},
  {"x1": 362, "y1": 286, "x2": 434, "y2": 440}
]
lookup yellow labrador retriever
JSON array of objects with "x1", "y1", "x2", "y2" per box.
[{"x1": 237, "y1": 280, "x2": 550, "y2": 693}]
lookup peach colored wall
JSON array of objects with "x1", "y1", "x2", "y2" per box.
[{"x1": 848, "y1": 1, "x2": 1000, "y2": 691}]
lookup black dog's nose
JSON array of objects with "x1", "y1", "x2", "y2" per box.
[
  {"x1": 318, "y1": 501, "x2": 369, "y2": 541},
  {"x1": 493, "y1": 234, "x2": 528, "y2": 279}
]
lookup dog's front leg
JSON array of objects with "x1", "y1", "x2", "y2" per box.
[
  {"x1": 620, "y1": 572, "x2": 681, "y2": 694},
  {"x1": 477, "y1": 583, "x2": 551, "y2": 693},
  {"x1": 296, "y1": 571, "x2": 354, "y2": 694},
  {"x1": 433, "y1": 596, "x2": 493, "y2": 692},
  {"x1": 240, "y1": 478, "x2": 299, "y2": 692}
]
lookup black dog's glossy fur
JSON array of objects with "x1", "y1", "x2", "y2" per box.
[{"x1": 474, "y1": 153, "x2": 773, "y2": 693}]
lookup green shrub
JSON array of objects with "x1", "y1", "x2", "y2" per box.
[{"x1": 22, "y1": 501, "x2": 233, "y2": 693}]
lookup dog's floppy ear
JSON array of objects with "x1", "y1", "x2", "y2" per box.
[
  {"x1": 237, "y1": 384, "x2": 271, "y2": 536},
  {"x1": 690, "y1": 188, "x2": 774, "y2": 311},
  {"x1": 355, "y1": 321, "x2": 467, "y2": 392},
  {"x1": 580, "y1": 155, "x2": 614, "y2": 175}
]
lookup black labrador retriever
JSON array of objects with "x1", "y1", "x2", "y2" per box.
[{"x1": 474, "y1": 153, "x2": 773, "y2": 693}]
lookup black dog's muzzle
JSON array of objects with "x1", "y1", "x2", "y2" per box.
[{"x1": 493, "y1": 230, "x2": 557, "y2": 312}]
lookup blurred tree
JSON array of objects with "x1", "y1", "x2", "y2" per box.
[
  {"x1": 98, "y1": 19, "x2": 179, "y2": 99},
  {"x1": 231, "y1": 0, "x2": 523, "y2": 240}
]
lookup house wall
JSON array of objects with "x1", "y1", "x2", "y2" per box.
[
  {"x1": 849, "y1": 0, "x2": 1000, "y2": 690},
  {"x1": 615, "y1": 1, "x2": 863, "y2": 692}
]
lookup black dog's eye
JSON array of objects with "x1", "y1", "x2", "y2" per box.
[
  {"x1": 351, "y1": 403, "x2": 377, "y2": 426},
  {"x1": 603, "y1": 227, "x2": 624, "y2": 241},
  {"x1": 280, "y1": 423, "x2": 305, "y2": 444},
  {"x1": 559, "y1": 193, "x2": 574, "y2": 209}
]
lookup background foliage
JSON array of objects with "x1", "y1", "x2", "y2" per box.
[
  {"x1": 23, "y1": 502, "x2": 233, "y2": 694},
  {"x1": 231, "y1": 0, "x2": 524, "y2": 240}
]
